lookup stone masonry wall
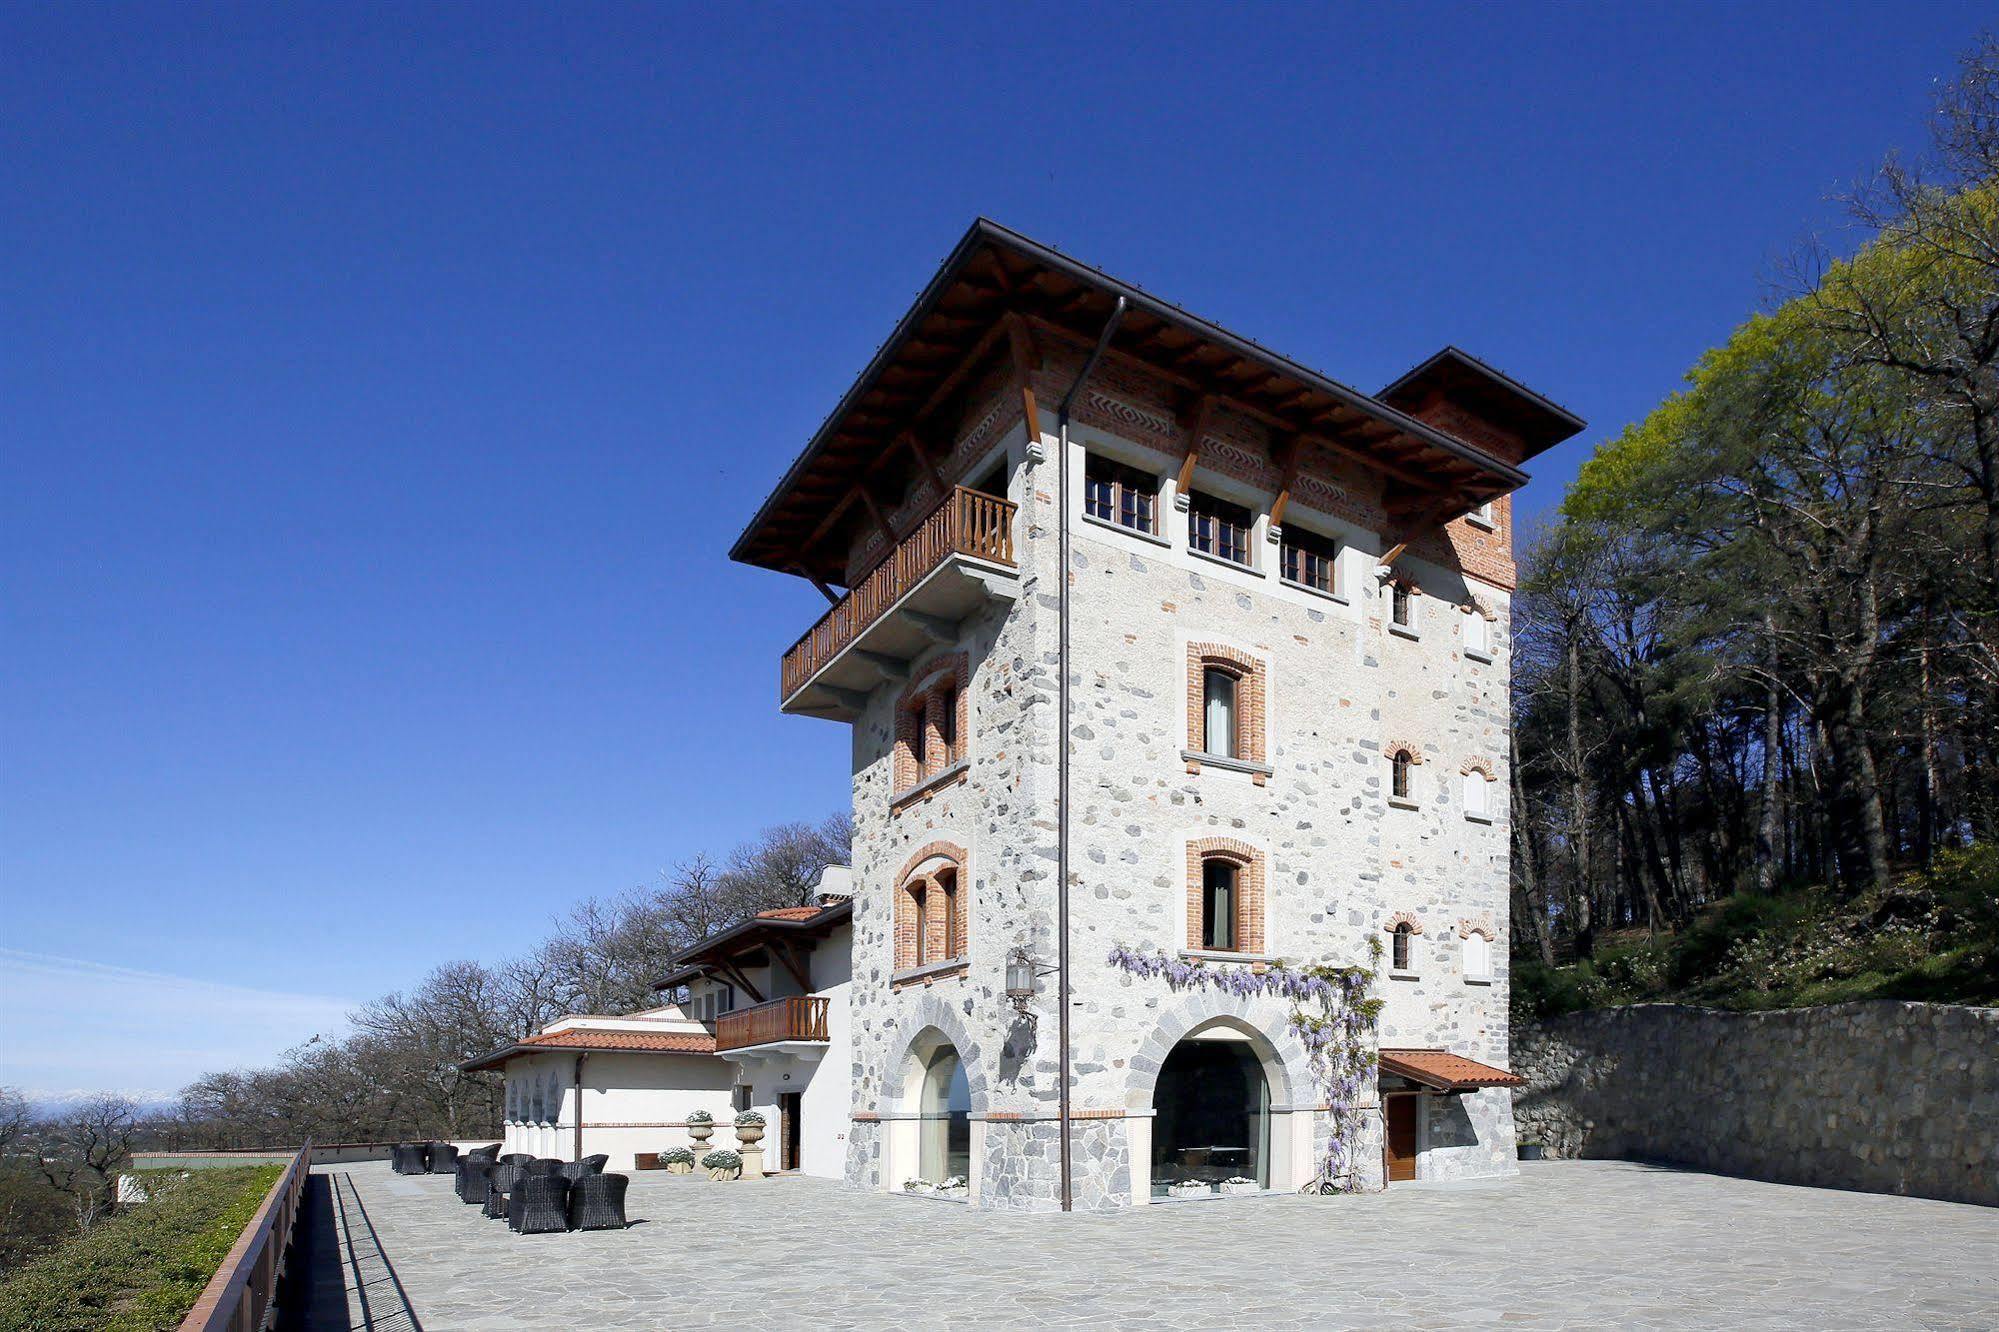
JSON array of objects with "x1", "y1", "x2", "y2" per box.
[{"x1": 1514, "y1": 1002, "x2": 1999, "y2": 1207}]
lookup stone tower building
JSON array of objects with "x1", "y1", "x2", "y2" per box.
[{"x1": 731, "y1": 220, "x2": 1582, "y2": 1210}]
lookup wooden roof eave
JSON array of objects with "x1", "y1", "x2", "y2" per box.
[{"x1": 733, "y1": 219, "x2": 1535, "y2": 577}]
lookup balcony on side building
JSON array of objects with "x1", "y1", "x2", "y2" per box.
[
  {"x1": 780, "y1": 485, "x2": 1018, "y2": 720},
  {"x1": 714, "y1": 995, "x2": 831, "y2": 1058}
]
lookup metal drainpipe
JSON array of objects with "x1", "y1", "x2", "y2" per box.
[
  {"x1": 573, "y1": 1054, "x2": 587, "y2": 1161},
  {"x1": 1053, "y1": 295, "x2": 1126, "y2": 1213}
]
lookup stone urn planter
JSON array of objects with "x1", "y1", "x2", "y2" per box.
[
  {"x1": 734, "y1": 1111, "x2": 766, "y2": 1146},
  {"x1": 702, "y1": 1149, "x2": 742, "y2": 1181},
  {"x1": 687, "y1": 1112, "x2": 714, "y2": 1148}
]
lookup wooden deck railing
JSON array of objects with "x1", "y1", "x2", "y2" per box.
[
  {"x1": 180, "y1": 1140, "x2": 312, "y2": 1332},
  {"x1": 781, "y1": 486, "x2": 1016, "y2": 699},
  {"x1": 715, "y1": 996, "x2": 831, "y2": 1053}
]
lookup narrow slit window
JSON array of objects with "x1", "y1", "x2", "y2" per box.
[
  {"x1": 1392, "y1": 750, "x2": 1413, "y2": 801},
  {"x1": 1464, "y1": 612, "x2": 1490, "y2": 657},
  {"x1": 1202, "y1": 667, "x2": 1239, "y2": 759},
  {"x1": 1392, "y1": 923, "x2": 1413, "y2": 972},
  {"x1": 935, "y1": 685, "x2": 958, "y2": 766},
  {"x1": 1391, "y1": 582, "x2": 1413, "y2": 628},
  {"x1": 913, "y1": 885, "x2": 931, "y2": 967},
  {"x1": 1202, "y1": 859, "x2": 1237, "y2": 951}
]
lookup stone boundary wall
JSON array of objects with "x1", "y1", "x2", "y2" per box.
[{"x1": 1513, "y1": 1001, "x2": 1997, "y2": 1207}]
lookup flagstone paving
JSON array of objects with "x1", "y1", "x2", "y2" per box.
[{"x1": 300, "y1": 1159, "x2": 1998, "y2": 1330}]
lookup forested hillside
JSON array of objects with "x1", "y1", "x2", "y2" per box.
[{"x1": 1508, "y1": 38, "x2": 1999, "y2": 986}]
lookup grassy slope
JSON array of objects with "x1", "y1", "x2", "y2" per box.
[
  {"x1": 1513, "y1": 844, "x2": 1999, "y2": 1021},
  {"x1": 0, "y1": 1164, "x2": 284, "y2": 1332}
]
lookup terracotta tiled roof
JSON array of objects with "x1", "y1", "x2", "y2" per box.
[
  {"x1": 521, "y1": 1030, "x2": 716, "y2": 1053},
  {"x1": 461, "y1": 1028, "x2": 717, "y2": 1072},
  {"x1": 1378, "y1": 1048, "x2": 1525, "y2": 1091},
  {"x1": 754, "y1": 905, "x2": 826, "y2": 921}
]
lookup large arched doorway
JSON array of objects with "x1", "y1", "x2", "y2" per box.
[
  {"x1": 1149, "y1": 1031, "x2": 1271, "y2": 1196},
  {"x1": 916, "y1": 1044, "x2": 971, "y2": 1183}
]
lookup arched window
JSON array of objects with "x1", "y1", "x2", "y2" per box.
[
  {"x1": 1202, "y1": 666, "x2": 1239, "y2": 759},
  {"x1": 1391, "y1": 749, "x2": 1414, "y2": 801},
  {"x1": 1390, "y1": 581, "x2": 1414, "y2": 629},
  {"x1": 1464, "y1": 609, "x2": 1490, "y2": 658},
  {"x1": 896, "y1": 846, "x2": 968, "y2": 975},
  {"x1": 1392, "y1": 922, "x2": 1414, "y2": 972},
  {"x1": 1201, "y1": 857, "x2": 1237, "y2": 951},
  {"x1": 1186, "y1": 839, "x2": 1264, "y2": 955},
  {"x1": 1464, "y1": 932, "x2": 1492, "y2": 982}
]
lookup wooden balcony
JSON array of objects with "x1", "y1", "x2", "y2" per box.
[
  {"x1": 780, "y1": 486, "x2": 1019, "y2": 720},
  {"x1": 714, "y1": 996, "x2": 830, "y2": 1054}
]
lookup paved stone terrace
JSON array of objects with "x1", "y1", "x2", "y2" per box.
[{"x1": 297, "y1": 1160, "x2": 1998, "y2": 1330}]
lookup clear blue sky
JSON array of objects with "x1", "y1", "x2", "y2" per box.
[{"x1": 2, "y1": 2, "x2": 1987, "y2": 1098}]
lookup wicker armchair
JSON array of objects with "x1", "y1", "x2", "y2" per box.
[
  {"x1": 511, "y1": 1174, "x2": 571, "y2": 1234},
  {"x1": 500, "y1": 1153, "x2": 534, "y2": 1167},
  {"x1": 391, "y1": 1143, "x2": 426, "y2": 1175},
  {"x1": 487, "y1": 1161, "x2": 528, "y2": 1217},
  {"x1": 428, "y1": 1142, "x2": 460, "y2": 1173},
  {"x1": 465, "y1": 1143, "x2": 502, "y2": 1162},
  {"x1": 526, "y1": 1157, "x2": 562, "y2": 1176},
  {"x1": 482, "y1": 1181, "x2": 508, "y2": 1219},
  {"x1": 558, "y1": 1155, "x2": 608, "y2": 1182},
  {"x1": 567, "y1": 1172, "x2": 629, "y2": 1231},
  {"x1": 456, "y1": 1158, "x2": 496, "y2": 1204}
]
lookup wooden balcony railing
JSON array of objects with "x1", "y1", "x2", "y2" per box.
[
  {"x1": 715, "y1": 996, "x2": 830, "y2": 1053},
  {"x1": 781, "y1": 486, "x2": 1017, "y2": 700},
  {"x1": 182, "y1": 1140, "x2": 313, "y2": 1332}
]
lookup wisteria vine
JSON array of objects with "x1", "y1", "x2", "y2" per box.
[{"x1": 1107, "y1": 940, "x2": 1384, "y2": 1194}]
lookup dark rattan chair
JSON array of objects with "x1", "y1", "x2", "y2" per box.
[
  {"x1": 428, "y1": 1142, "x2": 460, "y2": 1173},
  {"x1": 500, "y1": 1152, "x2": 534, "y2": 1167},
  {"x1": 526, "y1": 1157, "x2": 562, "y2": 1176},
  {"x1": 465, "y1": 1143, "x2": 501, "y2": 1162},
  {"x1": 488, "y1": 1161, "x2": 527, "y2": 1217},
  {"x1": 483, "y1": 1180, "x2": 508, "y2": 1219},
  {"x1": 558, "y1": 1154, "x2": 608, "y2": 1182},
  {"x1": 566, "y1": 1172, "x2": 629, "y2": 1231},
  {"x1": 456, "y1": 1158, "x2": 496, "y2": 1204},
  {"x1": 512, "y1": 1174, "x2": 571, "y2": 1234},
  {"x1": 391, "y1": 1143, "x2": 425, "y2": 1174}
]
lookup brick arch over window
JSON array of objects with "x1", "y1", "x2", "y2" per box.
[
  {"x1": 1461, "y1": 595, "x2": 1499, "y2": 621},
  {"x1": 1460, "y1": 756, "x2": 1497, "y2": 780},
  {"x1": 1457, "y1": 919, "x2": 1496, "y2": 941},
  {"x1": 1186, "y1": 642, "x2": 1267, "y2": 775},
  {"x1": 893, "y1": 652, "x2": 970, "y2": 798},
  {"x1": 894, "y1": 841, "x2": 968, "y2": 975},
  {"x1": 1381, "y1": 739, "x2": 1425, "y2": 762},
  {"x1": 1185, "y1": 836, "x2": 1266, "y2": 954},
  {"x1": 1382, "y1": 910, "x2": 1425, "y2": 935}
]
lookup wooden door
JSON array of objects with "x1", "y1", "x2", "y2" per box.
[
  {"x1": 779, "y1": 1092, "x2": 803, "y2": 1172},
  {"x1": 1385, "y1": 1095, "x2": 1418, "y2": 1182}
]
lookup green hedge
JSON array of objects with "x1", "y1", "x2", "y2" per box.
[{"x1": 0, "y1": 1164, "x2": 285, "y2": 1332}]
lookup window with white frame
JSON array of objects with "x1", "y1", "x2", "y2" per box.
[
  {"x1": 1463, "y1": 770, "x2": 1490, "y2": 820},
  {"x1": 1390, "y1": 580, "x2": 1418, "y2": 633},
  {"x1": 1083, "y1": 454, "x2": 1159, "y2": 535},
  {"x1": 1202, "y1": 666, "x2": 1239, "y2": 759},
  {"x1": 1468, "y1": 499, "x2": 1496, "y2": 528},
  {"x1": 1464, "y1": 610, "x2": 1491, "y2": 659},
  {"x1": 1188, "y1": 490, "x2": 1254, "y2": 566},
  {"x1": 1464, "y1": 932, "x2": 1492, "y2": 982}
]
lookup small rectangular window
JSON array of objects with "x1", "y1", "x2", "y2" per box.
[
  {"x1": 1201, "y1": 860, "x2": 1236, "y2": 951},
  {"x1": 1188, "y1": 491, "x2": 1253, "y2": 565},
  {"x1": 1465, "y1": 934, "x2": 1492, "y2": 981},
  {"x1": 1464, "y1": 773, "x2": 1489, "y2": 819},
  {"x1": 1468, "y1": 500, "x2": 1496, "y2": 528},
  {"x1": 1202, "y1": 668, "x2": 1238, "y2": 759},
  {"x1": 936, "y1": 685, "x2": 958, "y2": 763},
  {"x1": 1391, "y1": 583, "x2": 1414, "y2": 628},
  {"x1": 716, "y1": 984, "x2": 735, "y2": 1015},
  {"x1": 1084, "y1": 455, "x2": 1158, "y2": 535},
  {"x1": 733, "y1": 1085, "x2": 752, "y2": 1114},
  {"x1": 1280, "y1": 526, "x2": 1339, "y2": 594},
  {"x1": 914, "y1": 887, "x2": 931, "y2": 966}
]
